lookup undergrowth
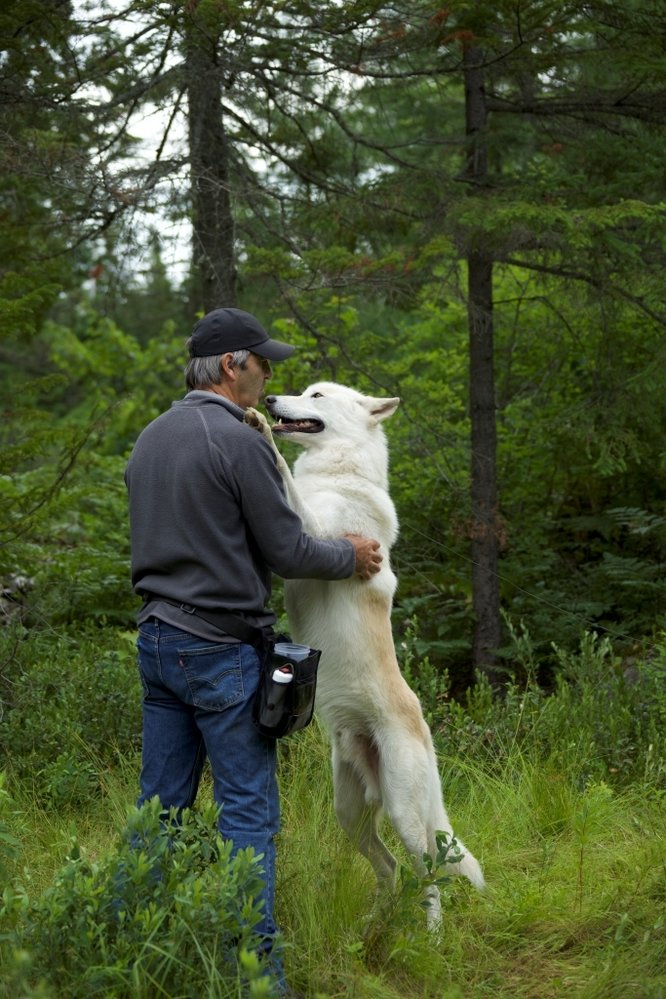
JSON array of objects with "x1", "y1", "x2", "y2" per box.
[
  {"x1": 1, "y1": 798, "x2": 278, "y2": 998},
  {"x1": 1, "y1": 627, "x2": 665, "y2": 997}
]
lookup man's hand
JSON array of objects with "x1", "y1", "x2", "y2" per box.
[{"x1": 344, "y1": 534, "x2": 383, "y2": 581}]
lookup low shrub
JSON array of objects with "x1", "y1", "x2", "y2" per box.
[
  {"x1": 0, "y1": 623, "x2": 141, "y2": 804},
  {"x1": 6, "y1": 798, "x2": 278, "y2": 998},
  {"x1": 398, "y1": 624, "x2": 666, "y2": 789},
  {"x1": 0, "y1": 772, "x2": 20, "y2": 884}
]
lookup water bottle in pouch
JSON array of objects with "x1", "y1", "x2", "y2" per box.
[
  {"x1": 272, "y1": 664, "x2": 295, "y2": 682},
  {"x1": 253, "y1": 641, "x2": 321, "y2": 738}
]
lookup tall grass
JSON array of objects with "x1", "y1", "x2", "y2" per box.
[
  {"x1": 275, "y1": 724, "x2": 665, "y2": 998},
  {"x1": 1, "y1": 631, "x2": 665, "y2": 997}
]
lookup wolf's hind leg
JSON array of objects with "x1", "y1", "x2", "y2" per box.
[
  {"x1": 332, "y1": 751, "x2": 397, "y2": 889},
  {"x1": 377, "y1": 737, "x2": 446, "y2": 929}
]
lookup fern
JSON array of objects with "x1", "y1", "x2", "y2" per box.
[{"x1": 606, "y1": 507, "x2": 666, "y2": 537}]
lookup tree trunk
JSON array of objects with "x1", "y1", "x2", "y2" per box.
[
  {"x1": 185, "y1": 11, "x2": 236, "y2": 312},
  {"x1": 468, "y1": 251, "x2": 502, "y2": 684},
  {"x1": 463, "y1": 45, "x2": 502, "y2": 687}
]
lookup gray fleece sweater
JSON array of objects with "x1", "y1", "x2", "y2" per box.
[{"x1": 125, "y1": 391, "x2": 354, "y2": 636}]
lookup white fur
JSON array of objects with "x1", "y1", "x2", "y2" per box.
[{"x1": 247, "y1": 382, "x2": 484, "y2": 928}]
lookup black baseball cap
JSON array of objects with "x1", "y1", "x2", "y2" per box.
[{"x1": 189, "y1": 307, "x2": 295, "y2": 361}]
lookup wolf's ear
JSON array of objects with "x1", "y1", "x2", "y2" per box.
[{"x1": 368, "y1": 396, "x2": 400, "y2": 422}]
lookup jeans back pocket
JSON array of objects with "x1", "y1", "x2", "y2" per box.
[{"x1": 178, "y1": 644, "x2": 244, "y2": 711}]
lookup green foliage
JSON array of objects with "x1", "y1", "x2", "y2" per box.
[
  {"x1": 0, "y1": 625, "x2": 142, "y2": 805},
  {"x1": 365, "y1": 830, "x2": 466, "y2": 940},
  {"x1": 427, "y1": 630, "x2": 666, "y2": 789},
  {"x1": 396, "y1": 619, "x2": 453, "y2": 726},
  {"x1": 0, "y1": 773, "x2": 20, "y2": 885},
  {"x1": 450, "y1": 197, "x2": 665, "y2": 257},
  {"x1": 273, "y1": 671, "x2": 665, "y2": 997},
  {"x1": 0, "y1": 0, "x2": 117, "y2": 320},
  {"x1": 374, "y1": 262, "x2": 666, "y2": 670},
  {"x1": 42, "y1": 311, "x2": 186, "y2": 452},
  {"x1": 0, "y1": 5, "x2": 665, "y2": 993},
  {"x1": 1, "y1": 630, "x2": 665, "y2": 998},
  {"x1": 1, "y1": 452, "x2": 136, "y2": 627},
  {"x1": 7, "y1": 798, "x2": 276, "y2": 998},
  {"x1": 1, "y1": 313, "x2": 188, "y2": 634},
  {"x1": 2, "y1": 0, "x2": 665, "y2": 684}
]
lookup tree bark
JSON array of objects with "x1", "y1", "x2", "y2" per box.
[
  {"x1": 185, "y1": 11, "x2": 236, "y2": 313},
  {"x1": 468, "y1": 251, "x2": 502, "y2": 684},
  {"x1": 463, "y1": 45, "x2": 502, "y2": 687}
]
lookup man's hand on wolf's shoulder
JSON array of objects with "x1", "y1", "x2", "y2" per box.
[{"x1": 344, "y1": 534, "x2": 383, "y2": 581}]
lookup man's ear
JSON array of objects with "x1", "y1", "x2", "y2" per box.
[
  {"x1": 220, "y1": 353, "x2": 237, "y2": 379},
  {"x1": 368, "y1": 396, "x2": 400, "y2": 422}
]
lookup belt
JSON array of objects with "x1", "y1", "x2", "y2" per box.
[{"x1": 141, "y1": 594, "x2": 271, "y2": 650}]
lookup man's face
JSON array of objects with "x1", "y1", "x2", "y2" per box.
[{"x1": 235, "y1": 352, "x2": 272, "y2": 409}]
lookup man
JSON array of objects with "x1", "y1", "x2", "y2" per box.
[{"x1": 125, "y1": 307, "x2": 382, "y2": 994}]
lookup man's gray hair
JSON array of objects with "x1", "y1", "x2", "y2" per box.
[{"x1": 184, "y1": 342, "x2": 250, "y2": 391}]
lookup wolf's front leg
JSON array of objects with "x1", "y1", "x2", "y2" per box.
[
  {"x1": 245, "y1": 408, "x2": 321, "y2": 533},
  {"x1": 245, "y1": 407, "x2": 280, "y2": 452}
]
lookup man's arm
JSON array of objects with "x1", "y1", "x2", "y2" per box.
[{"x1": 229, "y1": 430, "x2": 355, "y2": 580}]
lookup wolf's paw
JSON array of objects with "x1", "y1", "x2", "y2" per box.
[{"x1": 245, "y1": 407, "x2": 274, "y2": 442}]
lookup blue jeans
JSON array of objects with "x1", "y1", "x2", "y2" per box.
[{"x1": 136, "y1": 618, "x2": 281, "y2": 964}]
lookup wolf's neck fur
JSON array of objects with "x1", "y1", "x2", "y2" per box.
[{"x1": 294, "y1": 430, "x2": 390, "y2": 491}]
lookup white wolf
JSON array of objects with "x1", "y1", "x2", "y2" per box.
[{"x1": 246, "y1": 382, "x2": 484, "y2": 927}]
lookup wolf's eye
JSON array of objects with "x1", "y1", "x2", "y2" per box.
[{"x1": 311, "y1": 392, "x2": 324, "y2": 398}]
